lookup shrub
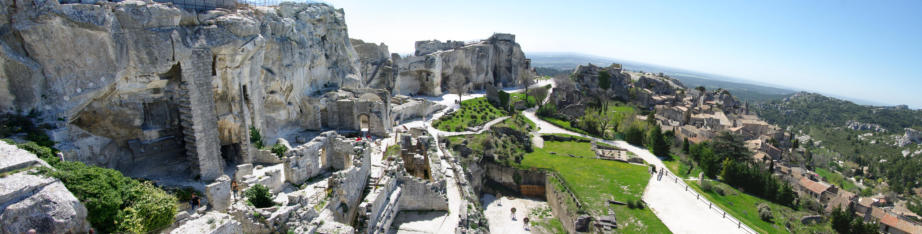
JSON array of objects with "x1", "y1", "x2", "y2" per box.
[
  {"x1": 245, "y1": 184, "x2": 274, "y2": 208},
  {"x1": 757, "y1": 203, "x2": 773, "y2": 222},
  {"x1": 44, "y1": 161, "x2": 135, "y2": 233},
  {"x1": 124, "y1": 181, "x2": 177, "y2": 231},
  {"x1": 271, "y1": 143, "x2": 288, "y2": 158},
  {"x1": 249, "y1": 126, "x2": 264, "y2": 149},
  {"x1": 42, "y1": 160, "x2": 176, "y2": 233}
]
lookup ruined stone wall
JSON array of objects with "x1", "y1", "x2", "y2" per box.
[
  {"x1": 328, "y1": 141, "x2": 371, "y2": 224},
  {"x1": 546, "y1": 173, "x2": 582, "y2": 234},
  {"x1": 357, "y1": 175, "x2": 400, "y2": 234},
  {"x1": 396, "y1": 175, "x2": 449, "y2": 211}
]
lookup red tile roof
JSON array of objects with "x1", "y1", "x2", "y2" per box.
[{"x1": 799, "y1": 177, "x2": 832, "y2": 195}]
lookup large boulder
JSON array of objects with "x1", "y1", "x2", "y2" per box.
[{"x1": 0, "y1": 141, "x2": 90, "y2": 234}]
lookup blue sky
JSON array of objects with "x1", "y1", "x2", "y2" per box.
[{"x1": 334, "y1": 0, "x2": 922, "y2": 108}]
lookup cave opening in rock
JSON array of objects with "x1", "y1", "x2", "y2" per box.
[{"x1": 220, "y1": 143, "x2": 242, "y2": 166}]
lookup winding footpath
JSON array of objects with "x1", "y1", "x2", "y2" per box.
[
  {"x1": 519, "y1": 81, "x2": 755, "y2": 234},
  {"x1": 392, "y1": 78, "x2": 753, "y2": 233}
]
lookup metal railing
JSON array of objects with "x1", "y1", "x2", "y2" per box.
[{"x1": 651, "y1": 170, "x2": 758, "y2": 234}]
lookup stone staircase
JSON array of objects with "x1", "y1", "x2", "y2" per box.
[{"x1": 177, "y1": 81, "x2": 199, "y2": 174}]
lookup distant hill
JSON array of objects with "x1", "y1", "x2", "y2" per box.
[
  {"x1": 527, "y1": 52, "x2": 797, "y2": 102},
  {"x1": 753, "y1": 92, "x2": 922, "y2": 131}
]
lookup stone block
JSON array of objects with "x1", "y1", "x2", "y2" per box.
[
  {"x1": 206, "y1": 175, "x2": 232, "y2": 212},
  {"x1": 235, "y1": 164, "x2": 253, "y2": 182}
]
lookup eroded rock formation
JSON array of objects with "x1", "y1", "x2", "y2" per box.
[
  {"x1": 0, "y1": 0, "x2": 391, "y2": 181},
  {"x1": 391, "y1": 33, "x2": 534, "y2": 96}
]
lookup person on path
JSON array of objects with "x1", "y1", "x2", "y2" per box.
[
  {"x1": 231, "y1": 180, "x2": 239, "y2": 200},
  {"x1": 511, "y1": 207, "x2": 517, "y2": 220},
  {"x1": 190, "y1": 194, "x2": 201, "y2": 211},
  {"x1": 523, "y1": 217, "x2": 530, "y2": 230},
  {"x1": 497, "y1": 193, "x2": 502, "y2": 206}
]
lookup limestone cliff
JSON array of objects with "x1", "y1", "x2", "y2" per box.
[
  {"x1": 392, "y1": 33, "x2": 534, "y2": 96},
  {"x1": 0, "y1": 0, "x2": 390, "y2": 181}
]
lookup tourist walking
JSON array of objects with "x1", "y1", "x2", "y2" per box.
[
  {"x1": 511, "y1": 207, "x2": 517, "y2": 220},
  {"x1": 523, "y1": 217, "x2": 530, "y2": 230},
  {"x1": 231, "y1": 180, "x2": 239, "y2": 200},
  {"x1": 190, "y1": 194, "x2": 201, "y2": 211}
]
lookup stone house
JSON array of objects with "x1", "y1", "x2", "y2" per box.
[
  {"x1": 867, "y1": 207, "x2": 922, "y2": 234},
  {"x1": 798, "y1": 177, "x2": 836, "y2": 202}
]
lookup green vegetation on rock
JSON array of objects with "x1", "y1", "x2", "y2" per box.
[{"x1": 433, "y1": 97, "x2": 507, "y2": 132}]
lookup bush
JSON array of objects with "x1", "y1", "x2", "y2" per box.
[
  {"x1": 250, "y1": 126, "x2": 264, "y2": 149},
  {"x1": 245, "y1": 184, "x2": 274, "y2": 208},
  {"x1": 757, "y1": 203, "x2": 773, "y2": 222},
  {"x1": 42, "y1": 160, "x2": 176, "y2": 233},
  {"x1": 271, "y1": 143, "x2": 288, "y2": 158},
  {"x1": 124, "y1": 181, "x2": 177, "y2": 231}
]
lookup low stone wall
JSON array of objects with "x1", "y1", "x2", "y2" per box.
[{"x1": 545, "y1": 173, "x2": 583, "y2": 233}]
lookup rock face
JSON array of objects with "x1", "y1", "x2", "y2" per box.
[
  {"x1": 0, "y1": 141, "x2": 91, "y2": 234},
  {"x1": 570, "y1": 63, "x2": 631, "y2": 101},
  {"x1": 0, "y1": 0, "x2": 392, "y2": 181},
  {"x1": 351, "y1": 39, "x2": 397, "y2": 91},
  {"x1": 845, "y1": 120, "x2": 887, "y2": 133},
  {"x1": 392, "y1": 33, "x2": 534, "y2": 96},
  {"x1": 898, "y1": 128, "x2": 922, "y2": 147}
]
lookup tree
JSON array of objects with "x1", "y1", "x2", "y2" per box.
[
  {"x1": 598, "y1": 70, "x2": 611, "y2": 90},
  {"x1": 831, "y1": 205, "x2": 879, "y2": 234},
  {"x1": 682, "y1": 137, "x2": 690, "y2": 154},
  {"x1": 650, "y1": 125, "x2": 670, "y2": 157},
  {"x1": 625, "y1": 125, "x2": 645, "y2": 146},
  {"x1": 711, "y1": 132, "x2": 749, "y2": 162},
  {"x1": 498, "y1": 91, "x2": 511, "y2": 111}
]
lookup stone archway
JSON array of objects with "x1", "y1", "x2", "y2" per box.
[{"x1": 358, "y1": 114, "x2": 370, "y2": 132}]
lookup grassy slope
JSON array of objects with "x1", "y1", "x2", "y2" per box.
[
  {"x1": 814, "y1": 167, "x2": 858, "y2": 192},
  {"x1": 518, "y1": 141, "x2": 670, "y2": 233},
  {"x1": 688, "y1": 181, "x2": 833, "y2": 234},
  {"x1": 434, "y1": 97, "x2": 507, "y2": 132}
]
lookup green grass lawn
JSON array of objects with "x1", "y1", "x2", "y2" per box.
[
  {"x1": 539, "y1": 116, "x2": 591, "y2": 135},
  {"x1": 518, "y1": 140, "x2": 670, "y2": 233},
  {"x1": 434, "y1": 97, "x2": 507, "y2": 132},
  {"x1": 510, "y1": 92, "x2": 538, "y2": 108},
  {"x1": 815, "y1": 168, "x2": 858, "y2": 192},
  {"x1": 495, "y1": 112, "x2": 536, "y2": 132},
  {"x1": 688, "y1": 180, "x2": 833, "y2": 234}
]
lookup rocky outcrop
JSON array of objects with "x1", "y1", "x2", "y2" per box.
[
  {"x1": 0, "y1": 141, "x2": 90, "y2": 234},
  {"x1": 897, "y1": 128, "x2": 922, "y2": 147},
  {"x1": 393, "y1": 33, "x2": 534, "y2": 96},
  {"x1": 0, "y1": 0, "x2": 394, "y2": 181},
  {"x1": 845, "y1": 120, "x2": 887, "y2": 133},
  {"x1": 352, "y1": 39, "x2": 397, "y2": 91},
  {"x1": 571, "y1": 63, "x2": 631, "y2": 101}
]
